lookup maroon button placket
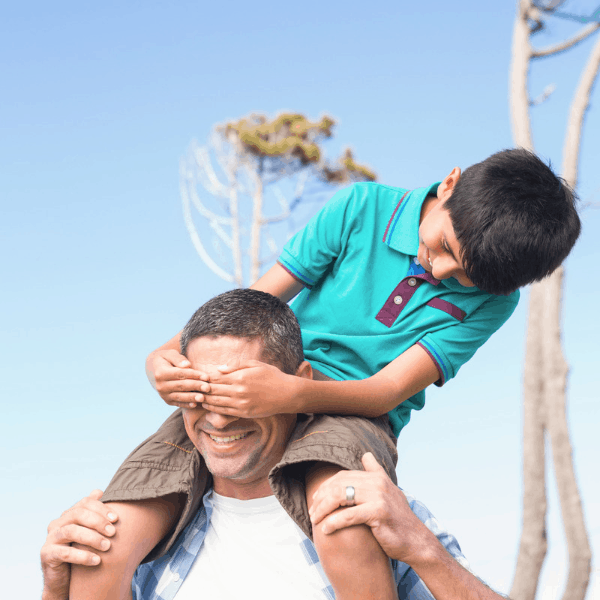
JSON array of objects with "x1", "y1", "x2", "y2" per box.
[{"x1": 376, "y1": 273, "x2": 440, "y2": 328}]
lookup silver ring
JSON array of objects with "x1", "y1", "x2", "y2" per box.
[{"x1": 345, "y1": 485, "x2": 355, "y2": 505}]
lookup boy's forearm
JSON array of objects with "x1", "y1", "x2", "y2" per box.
[
  {"x1": 294, "y1": 377, "x2": 400, "y2": 417},
  {"x1": 293, "y1": 345, "x2": 440, "y2": 417}
]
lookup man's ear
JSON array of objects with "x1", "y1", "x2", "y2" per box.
[
  {"x1": 438, "y1": 166, "x2": 461, "y2": 202},
  {"x1": 295, "y1": 360, "x2": 313, "y2": 380}
]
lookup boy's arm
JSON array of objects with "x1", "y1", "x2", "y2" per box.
[
  {"x1": 70, "y1": 496, "x2": 181, "y2": 600},
  {"x1": 146, "y1": 264, "x2": 305, "y2": 407},
  {"x1": 200, "y1": 343, "x2": 439, "y2": 419}
]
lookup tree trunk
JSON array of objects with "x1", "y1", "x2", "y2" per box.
[
  {"x1": 509, "y1": 3, "x2": 598, "y2": 599},
  {"x1": 549, "y1": 32, "x2": 600, "y2": 600},
  {"x1": 509, "y1": 3, "x2": 549, "y2": 599},
  {"x1": 249, "y1": 159, "x2": 265, "y2": 285}
]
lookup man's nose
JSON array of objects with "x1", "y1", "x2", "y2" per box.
[{"x1": 204, "y1": 410, "x2": 240, "y2": 429}]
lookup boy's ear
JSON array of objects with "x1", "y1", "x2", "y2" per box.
[
  {"x1": 295, "y1": 360, "x2": 313, "y2": 380},
  {"x1": 438, "y1": 167, "x2": 462, "y2": 202}
]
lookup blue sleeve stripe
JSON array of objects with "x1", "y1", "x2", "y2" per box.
[
  {"x1": 278, "y1": 258, "x2": 316, "y2": 286},
  {"x1": 418, "y1": 339, "x2": 448, "y2": 383}
]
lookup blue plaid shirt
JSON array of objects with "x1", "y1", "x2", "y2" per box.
[{"x1": 131, "y1": 489, "x2": 470, "y2": 600}]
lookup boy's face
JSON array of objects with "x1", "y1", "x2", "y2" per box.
[{"x1": 418, "y1": 168, "x2": 475, "y2": 288}]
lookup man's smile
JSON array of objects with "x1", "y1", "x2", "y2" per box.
[{"x1": 207, "y1": 431, "x2": 252, "y2": 444}]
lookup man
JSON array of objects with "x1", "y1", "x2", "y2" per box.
[{"x1": 41, "y1": 289, "x2": 505, "y2": 600}]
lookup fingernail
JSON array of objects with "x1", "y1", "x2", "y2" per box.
[
  {"x1": 105, "y1": 524, "x2": 115, "y2": 535},
  {"x1": 100, "y1": 539, "x2": 110, "y2": 551},
  {"x1": 195, "y1": 395, "x2": 202, "y2": 402},
  {"x1": 92, "y1": 555, "x2": 101, "y2": 564},
  {"x1": 322, "y1": 526, "x2": 329, "y2": 535},
  {"x1": 107, "y1": 513, "x2": 117, "y2": 521},
  {"x1": 189, "y1": 402, "x2": 197, "y2": 408}
]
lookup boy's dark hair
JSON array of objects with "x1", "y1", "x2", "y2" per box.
[
  {"x1": 180, "y1": 288, "x2": 304, "y2": 375},
  {"x1": 445, "y1": 148, "x2": 581, "y2": 295}
]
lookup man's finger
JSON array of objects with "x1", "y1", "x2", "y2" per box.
[
  {"x1": 320, "y1": 506, "x2": 371, "y2": 535},
  {"x1": 44, "y1": 544, "x2": 102, "y2": 567},
  {"x1": 53, "y1": 506, "x2": 117, "y2": 538},
  {"x1": 310, "y1": 481, "x2": 366, "y2": 525},
  {"x1": 50, "y1": 523, "x2": 112, "y2": 552}
]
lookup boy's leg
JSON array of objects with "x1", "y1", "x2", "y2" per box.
[
  {"x1": 101, "y1": 409, "x2": 210, "y2": 562},
  {"x1": 306, "y1": 463, "x2": 397, "y2": 600},
  {"x1": 269, "y1": 412, "x2": 399, "y2": 597}
]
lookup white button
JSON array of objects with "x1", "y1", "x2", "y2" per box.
[
  {"x1": 173, "y1": 573, "x2": 180, "y2": 582},
  {"x1": 414, "y1": 257, "x2": 420, "y2": 265},
  {"x1": 393, "y1": 296, "x2": 403, "y2": 305},
  {"x1": 407, "y1": 277, "x2": 417, "y2": 287}
]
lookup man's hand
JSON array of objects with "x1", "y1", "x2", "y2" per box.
[
  {"x1": 41, "y1": 490, "x2": 118, "y2": 600},
  {"x1": 309, "y1": 453, "x2": 434, "y2": 566},
  {"x1": 147, "y1": 348, "x2": 210, "y2": 408},
  {"x1": 199, "y1": 359, "x2": 301, "y2": 418}
]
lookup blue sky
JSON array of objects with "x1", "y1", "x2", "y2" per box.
[{"x1": 2, "y1": 1, "x2": 599, "y2": 598}]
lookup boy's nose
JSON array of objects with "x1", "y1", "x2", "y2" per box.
[{"x1": 431, "y1": 256, "x2": 455, "y2": 280}]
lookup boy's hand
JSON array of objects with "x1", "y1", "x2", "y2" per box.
[
  {"x1": 200, "y1": 359, "x2": 300, "y2": 418},
  {"x1": 147, "y1": 348, "x2": 210, "y2": 408},
  {"x1": 41, "y1": 490, "x2": 118, "y2": 600}
]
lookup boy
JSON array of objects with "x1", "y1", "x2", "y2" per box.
[{"x1": 102, "y1": 149, "x2": 580, "y2": 599}]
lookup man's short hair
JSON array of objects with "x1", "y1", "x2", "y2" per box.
[
  {"x1": 180, "y1": 289, "x2": 304, "y2": 375},
  {"x1": 445, "y1": 148, "x2": 581, "y2": 295}
]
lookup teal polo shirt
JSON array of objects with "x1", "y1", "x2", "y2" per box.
[{"x1": 278, "y1": 182, "x2": 519, "y2": 436}]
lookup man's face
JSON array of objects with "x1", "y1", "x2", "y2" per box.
[
  {"x1": 182, "y1": 335, "x2": 298, "y2": 499},
  {"x1": 417, "y1": 171, "x2": 475, "y2": 288}
]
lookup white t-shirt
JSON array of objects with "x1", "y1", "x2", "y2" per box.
[{"x1": 174, "y1": 491, "x2": 327, "y2": 600}]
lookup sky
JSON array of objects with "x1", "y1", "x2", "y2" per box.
[{"x1": 1, "y1": 1, "x2": 599, "y2": 598}]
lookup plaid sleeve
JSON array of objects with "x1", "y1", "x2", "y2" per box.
[
  {"x1": 131, "y1": 499, "x2": 212, "y2": 600},
  {"x1": 393, "y1": 490, "x2": 472, "y2": 599}
]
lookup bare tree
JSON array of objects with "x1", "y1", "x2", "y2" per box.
[
  {"x1": 180, "y1": 112, "x2": 376, "y2": 287},
  {"x1": 509, "y1": 2, "x2": 599, "y2": 599}
]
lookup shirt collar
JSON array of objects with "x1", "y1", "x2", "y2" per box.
[
  {"x1": 383, "y1": 183, "x2": 440, "y2": 256},
  {"x1": 383, "y1": 182, "x2": 487, "y2": 295}
]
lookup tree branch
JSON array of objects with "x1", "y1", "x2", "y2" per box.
[
  {"x1": 261, "y1": 186, "x2": 291, "y2": 225},
  {"x1": 191, "y1": 144, "x2": 230, "y2": 198},
  {"x1": 562, "y1": 33, "x2": 600, "y2": 187},
  {"x1": 532, "y1": 22, "x2": 600, "y2": 58},
  {"x1": 180, "y1": 165, "x2": 235, "y2": 283}
]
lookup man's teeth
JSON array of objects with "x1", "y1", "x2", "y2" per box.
[{"x1": 209, "y1": 432, "x2": 250, "y2": 443}]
